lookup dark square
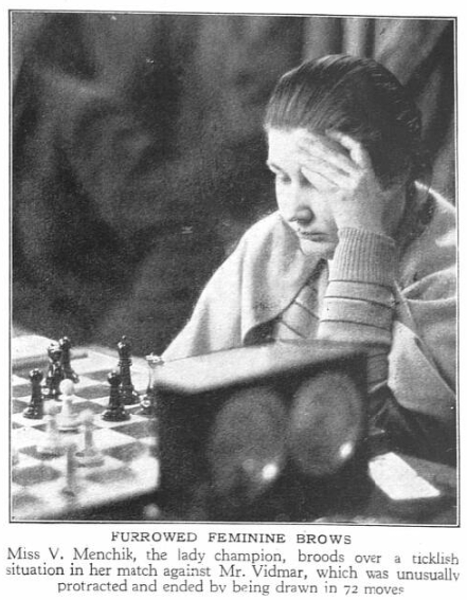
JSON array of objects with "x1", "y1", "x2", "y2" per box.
[
  {"x1": 12, "y1": 491, "x2": 41, "y2": 511},
  {"x1": 12, "y1": 398, "x2": 28, "y2": 414},
  {"x1": 21, "y1": 445, "x2": 65, "y2": 461},
  {"x1": 106, "y1": 442, "x2": 147, "y2": 462},
  {"x1": 85, "y1": 465, "x2": 134, "y2": 484},
  {"x1": 86, "y1": 369, "x2": 118, "y2": 382},
  {"x1": 76, "y1": 384, "x2": 109, "y2": 400},
  {"x1": 112, "y1": 420, "x2": 155, "y2": 440},
  {"x1": 73, "y1": 400, "x2": 106, "y2": 413},
  {"x1": 13, "y1": 463, "x2": 61, "y2": 486},
  {"x1": 12, "y1": 384, "x2": 31, "y2": 398}
]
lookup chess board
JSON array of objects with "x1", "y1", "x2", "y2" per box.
[
  {"x1": 10, "y1": 335, "x2": 159, "y2": 521},
  {"x1": 10, "y1": 335, "x2": 457, "y2": 524}
]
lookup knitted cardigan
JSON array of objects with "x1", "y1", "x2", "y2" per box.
[{"x1": 163, "y1": 190, "x2": 456, "y2": 432}]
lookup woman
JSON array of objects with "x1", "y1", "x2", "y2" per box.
[{"x1": 163, "y1": 55, "x2": 456, "y2": 464}]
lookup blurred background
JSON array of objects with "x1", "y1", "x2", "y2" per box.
[{"x1": 11, "y1": 12, "x2": 455, "y2": 356}]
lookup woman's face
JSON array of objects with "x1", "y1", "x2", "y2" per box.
[{"x1": 267, "y1": 128, "x2": 339, "y2": 257}]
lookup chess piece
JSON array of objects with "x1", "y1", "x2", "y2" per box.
[
  {"x1": 37, "y1": 403, "x2": 64, "y2": 456},
  {"x1": 23, "y1": 368, "x2": 44, "y2": 419},
  {"x1": 136, "y1": 353, "x2": 164, "y2": 417},
  {"x1": 102, "y1": 370, "x2": 130, "y2": 422},
  {"x1": 57, "y1": 379, "x2": 80, "y2": 432},
  {"x1": 59, "y1": 336, "x2": 79, "y2": 383},
  {"x1": 75, "y1": 409, "x2": 104, "y2": 466},
  {"x1": 43, "y1": 342, "x2": 64, "y2": 399},
  {"x1": 62, "y1": 442, "x2": 78, "y2": 496},
  {"x1": 117, "y1": 336, "x2": 140, "y2": 405}
]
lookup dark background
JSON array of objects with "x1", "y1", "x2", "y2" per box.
[{"x1": 11, "y1": 12, "x2": 455, "y2": 356}]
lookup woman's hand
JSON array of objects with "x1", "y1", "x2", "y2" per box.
[{"x1": 295, "y1": 129, "x2": 404, "y2": 236}]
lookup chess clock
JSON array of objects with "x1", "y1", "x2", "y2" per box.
[{"x1": 153, "y1": 340, "x2": 371, "y2": 521}]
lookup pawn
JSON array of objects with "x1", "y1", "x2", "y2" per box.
[
  {"x1": 43, "y1": 343, "x2": 64, "y2": 400},
  {"x1": 57, "y1": 379, "x2": 80, "y2": 432},
  {"x1": 37, "y1": 403, "x2": 64, "y2": 456},
  {"x1": 59, "y1": 337, "x2": 79, "y2": 383},
  {"x1": 102, "y1": 370, "x2": 130, "y2": 422},
  {"x1": 75, "y1": 409, "x2": 104, "y2": 466},
  {"x1": 23, "y1": 368, "x2": 44, "y2": 420}
]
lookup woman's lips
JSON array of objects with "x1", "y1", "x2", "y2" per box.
[{"x1": 296, "y1": 231, "x2": 328, "y2": 241}]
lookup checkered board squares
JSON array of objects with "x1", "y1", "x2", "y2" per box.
[{"x1": 11, "y1": 337, "x2": 159, "y2": 521}]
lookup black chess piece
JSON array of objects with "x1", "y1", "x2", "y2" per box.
[
  {"x1": 102, "y1": 370, "x2": 130, "y2": 422},
  {"x1": 117, "y1": 336, "x2": 140, "y2": 405},
  {"x1": 23, "y1": 368, "x2": 45, "y2": 419},
  {"x1": 59, "y1": 337, "x2": 79, "y2": 383},
  {"x1": 43, "y1": 343, "x2": 64, "y2": 399}
]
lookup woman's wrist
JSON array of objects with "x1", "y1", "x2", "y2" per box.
[{"x1": 331, "y1": 227, "x2": 397, "y2": 285}]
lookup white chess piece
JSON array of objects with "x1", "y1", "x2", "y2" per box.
[
  {"x1": 57, "y1": 379, "x2": 79, "y2": 432},
  {"x1": 37, "y1": 403, "x2": 64, "y2": 456},
  {"x1": 62, "y1": 441, "x2": 79, "y2": 496},
  {"x1": 75, "y1": 409, "x2": 104, "y2": 467}
]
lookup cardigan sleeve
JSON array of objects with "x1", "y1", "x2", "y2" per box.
[{"x1": 317, "y1": 227, "x2": 397, "y2": 390}]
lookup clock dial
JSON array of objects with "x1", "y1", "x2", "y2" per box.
[
  {"x1": 287, "y1": 370, "x2": 364, "y2": 477},
  {"x1": 208, "y1": 385, "x2": 286, "y2": 502}
]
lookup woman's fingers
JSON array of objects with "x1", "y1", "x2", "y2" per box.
[
  {"x1": 295, "y1": 131, "x2": 355, "y2": 174},
  {"x1": 301, "y1": 164, "x2": 345, "y2": 192},
  {"x1": 298, "y1": 149, "x2": 354, "y2": 190},
  {"x1": 326, "y1": 130, "x2": 372, "y2": 170}
]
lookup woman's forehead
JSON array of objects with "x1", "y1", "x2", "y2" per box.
[
  {"x1": 267, "y1": 129, "x2": 305, "y2": 169},
  {"x1": 267, "y1": 128, "x2": 309, "y2": 150},
  {"x1": 267, "y1": 128, "x2": 336, "y2": 166}
]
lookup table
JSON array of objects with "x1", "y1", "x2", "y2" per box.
[{"x1": 10, "y1": 333, "x2": 457, "y2": 524}]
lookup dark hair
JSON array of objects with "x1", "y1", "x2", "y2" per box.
[{"x1": 264, "y1": 54, "x2": 429, "y2": 190}]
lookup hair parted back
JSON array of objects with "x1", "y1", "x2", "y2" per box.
[{"x1": 264, "y1": 54, "x2": 429, "y2": 190}]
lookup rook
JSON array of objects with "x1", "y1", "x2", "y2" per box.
[{"x1": 102, "y1": 370, "x2": 130, "y2": 422}]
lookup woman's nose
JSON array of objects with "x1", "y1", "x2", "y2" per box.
[
  {"x1": 289, "y1": 206, "x2": 314, "y2": 225},
  {"x1": 279, "y1": 177, "x2": 315, "y2": 224}
]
